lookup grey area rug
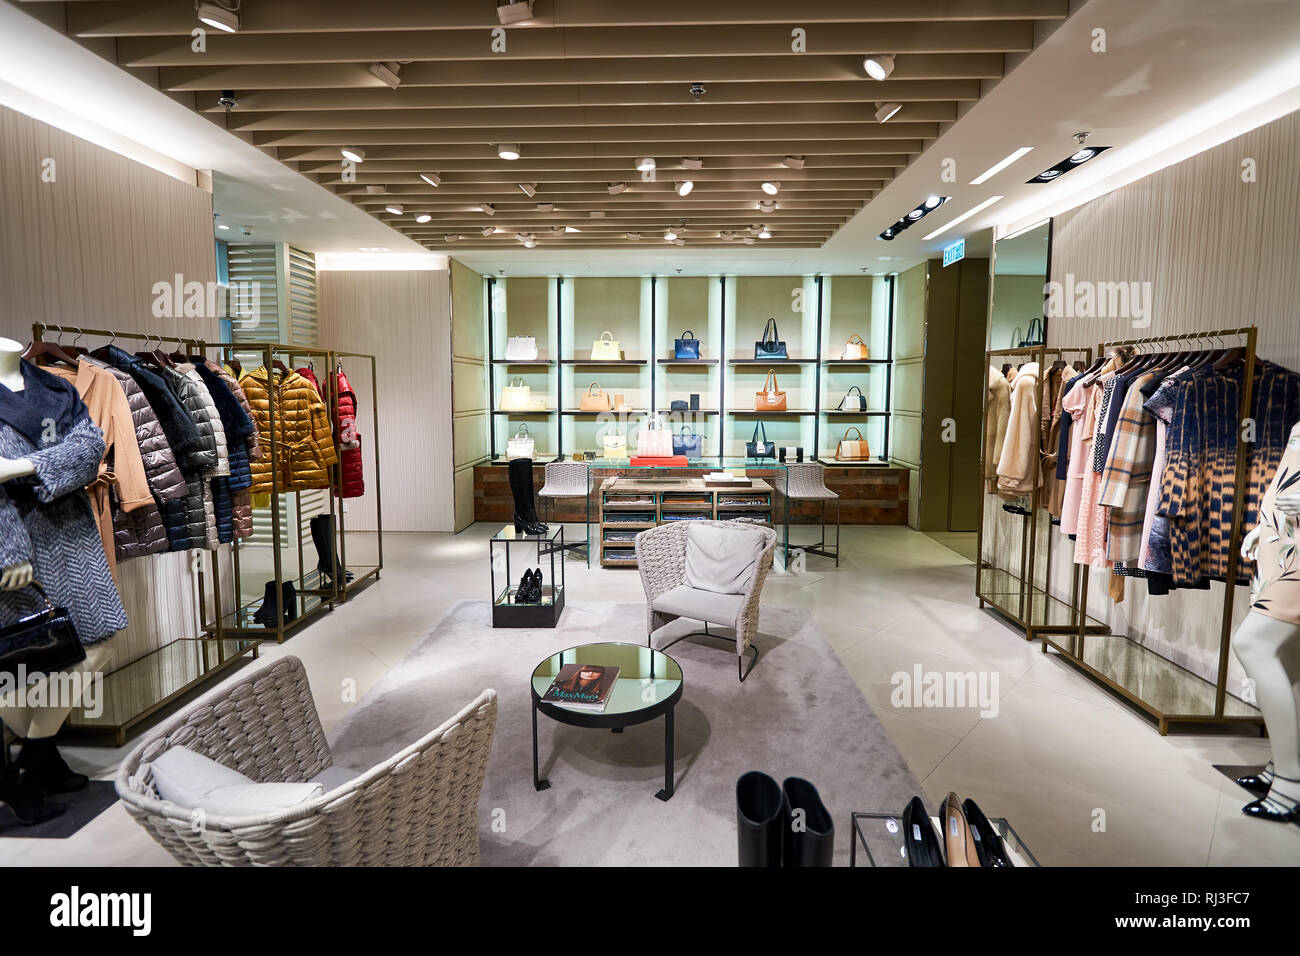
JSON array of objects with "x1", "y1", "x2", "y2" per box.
[{"x1": 328, "y1": 599, "x2": 922, "y2": 866}]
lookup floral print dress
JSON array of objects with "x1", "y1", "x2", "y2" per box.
[{"x1": 1251, "y1": 422, "x2": 1300, "y2": 625}]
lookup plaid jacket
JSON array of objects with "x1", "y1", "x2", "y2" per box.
[{"x1": 1099, "y1": 370, "x2": 1161, "y2": 564}]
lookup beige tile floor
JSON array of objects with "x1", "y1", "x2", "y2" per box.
[{"x1": 4, "y1": 524, "x2": 1298, "y2": 866}]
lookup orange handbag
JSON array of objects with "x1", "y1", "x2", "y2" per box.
[
  {"x1": 755, "y1": 369, "x2": 787, "y2": 411},
  {"x1": 836, "y1": 426, "x2": 870, "y2": 461},
  {"x1": 841, "y1": 334, "x2": 869, "y2": 360},
  {"x1": 579, "y1": 382, "x2": 612, "y2": 411}
]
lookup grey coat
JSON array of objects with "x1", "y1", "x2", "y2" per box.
[
  {"x1": 0, "y1": 416, "x2": 127, "y2": 645},
  {"x1": 161, "y1": 366, "x2": 218, "y2": 551},
  {"x1": 105, "y1": 367, "x2": 176, "y2": 560}
]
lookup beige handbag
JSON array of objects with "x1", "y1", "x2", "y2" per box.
[
  {"x1": 500, "y1": 377, "x2": 531, "y2": 411},
  {"x1": 755, "y1": 368, "x2": 788, "y2": 412},
  {"x1": 506, "y1": 423, "x2": 535, "y2": 460},
  {"x1": 836, "y1": 426, "x2": 870, "y2": 461},
  {"x1": 601, "y1": 425, "x2": 627, "y2": 460},
  {"x1": 579, "y1": 382, "x2": 612, "y2": 411},
  {"x1": 841, "y1": 334, "x2": 869, "y2": 360},
  {"x1": 590, "y1": 330, "x2": 621, "y2": 360}
]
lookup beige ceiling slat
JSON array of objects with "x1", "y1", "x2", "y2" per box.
[
  {"x1": 227, "y1": 102, "x2": 957, "y2": 131},
  {"x1": 161, "y1": 53, "x2": 1006, "y2": 90},
  {"x1": 275, "y1": 141, "x2": 924, "y2": 160},
  {"x1": 295, "y1": 155, "x2": 911, "y2": 174},
  {"x1": 117, "y1": 22, "x2": 1035, "y2": 67},
  {"x1": 348, "y1": 185, "x2": 882, "y2": 200},
  {"x1": 71, "y1": 0, "x2": 1065, "y2": 36},
  {"x1": 329, "y1": 171, "x2": 886, "y2": 187},
  {"x1": 200, "y1": 79, "x2": 981, "y2": 113}
]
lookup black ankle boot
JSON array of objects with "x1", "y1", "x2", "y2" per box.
[
  {"x1": 282, "y1": 582, "x2": 298, "y2": 622},
  {"x1": 516, "y1": 569, "x2": 541, "y2": 604},
  {"x1": 310, "y1": 514, "x2": 352, "y2": 585},
  {"x1": 507, "y1": 458, "x2": 548, "y2": 535},
  {"x1": 0, "y1": 764, "x2": 66, "y2": 825},
  {"x1": 736, "y1": 771, "x2": 783, "y2": 866},
  {"x1": 252, "y1": 580, "x2": 279, "y2": 627},
  {"x1": 781, "y1": 777, "x2": 834, "y2": 866},
  {"x1": 16, "y1": 737, "x2": 88, "y2": 796}
]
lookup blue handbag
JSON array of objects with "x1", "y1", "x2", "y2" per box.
[
  {"x1": 674, "y1": 330, "x2": 701, "y2": 360},
  {"x1": 673, "y1": 425, "x2": 704, "y2": 458},
  {"x1": 754, "y1": 318, "x2": 787, "y2": 360}
]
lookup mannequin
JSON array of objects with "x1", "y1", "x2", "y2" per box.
[
  {"x1": 0, "y1": 338, "x2": 36, "y2": 589},
  {"x1": 1235, "y1": 420, "x2": 1300, "y2": 823}
]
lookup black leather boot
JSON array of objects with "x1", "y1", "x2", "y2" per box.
[
  {"x1": 507, "y1": 458, "x2": 548, "y2": 535},
  {"x1": 252, "y1": 580, "x2": 279, "y2": 627},
  {"x1": 736, "y1": 771, "x2": 783, "y2": 866},
  {"x1": 781, "y1": 777, "x2": 834, "y2": 866},
  {"x1": 15, "y1": 736, "x2": 88, "y2": 796},
  {"x1": 310, "y1": 514, "x2": 352, "y2": 585},
  {"x1": 0, "y1": 764, "x2": 66, "y2": 825},
  {"x1": 282, "y1": 582, "x2": 299, "y2": 623}
]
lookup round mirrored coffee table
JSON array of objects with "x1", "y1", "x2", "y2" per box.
[{"x1": 530, "y1": 642, "x2": 684, "y2": 801}]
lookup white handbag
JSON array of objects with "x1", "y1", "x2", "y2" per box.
[
  {"x1": 841, "y1": 334, "x2": 869, "y2": 360},
  {"x1": 601, "y1": 425, "x2": 627, "y2": 460},
  {"x1": 500, "y1": 377, "x2": 531, "y2": 411},
  {"x1": 504, "y1": 335, "x2": 538, "y2": 361},
  {"x1": 635, "y1": 414, "x2": 674, "y2": 457},
  {"x1": 590, "y1": 330, "x2": 621, "y2": 360},
  {"x1": 506, "y1": 423, "x2": 536, "y2": 460}
]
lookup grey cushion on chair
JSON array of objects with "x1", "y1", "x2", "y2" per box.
[
  {"x1": 148, "y1": 745, "x2": 325, "y2": 817},
  {"x1": 652, "y1": 585, "x2": 746, "y2": 625},
  {"x1": 683, "y1": 522, "x2": 767, "y2": 595}
]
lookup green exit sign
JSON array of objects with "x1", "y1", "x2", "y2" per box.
[{"x1": 943, "y1": 238, "x2": 965, "y2": 267}]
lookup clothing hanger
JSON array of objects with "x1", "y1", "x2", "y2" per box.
[
  {"x1": 90, "y1": 328, "x2": 119, "y2": 361},
  {"x1": 228, "y1": 357, "x2": 244, "y2": 377},
  {"x1": 66, "y1": 327, "x2": 89, "y2": 358},
  {"x1": 271, "y1": 358, "x2": 292, "y2": 376},
  {"x1": 168, "y1": 338, "x2": 189, "y2": 364},
  {"x1": 22, "y1": 328, "x2": 81, "y2": 368}
]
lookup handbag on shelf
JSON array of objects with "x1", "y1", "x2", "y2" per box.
[
  {"x1": 506, "y1": 423, "x2": 535, "y2": 460},
  {"x1": 590, "y1": 330, "x2": 621, "y2": 360},
  {"x1": 673, "y1": 425, "x2": 704, "y2": 458},
  {"x1": 1009, "y1": 326, "x2": 1023, "y2": 349},
  {"x1": 755, "y1": 368, "x2": 788, "y2": 411},
  {"x1": 746, "y1": 421, "x2": 775, "y2": 459},
  {"x1": 690, "y1": 393, "x2": 700, "y2": 411},
  {"x1": 841, "y1": 334, "x2": 869, "y2": 360},
  {"x1": 635, "y1": 413, "x2": 674, "y2": 457},
  {"x1": 837, "y1": 385, "x2": 867, "y2": 412},
  {"x1": 669, "y1": 399, "x2": 689, "y2": 412},
  {"x1": 0, "y1": 582, "x2": 86, "y2": 683},
  {"x1": 579, "y1": 382, "x2": 612, "y2": 411},
  {"x1": 779, "y1": 446, "x2": 804, "y2": 463},
  {"x1": 836, "y1": 426, "x2": 870, "y2": 461},
  {"x1": 500, "y1": 377, "x2": 531, "y2": 411},
  {"x1": 504, "y1": 335, "x2": 538, "y2": 361},
  {"x1": 754, "y1": 317, "x2": 788, "y2": 360},
  {"x1": 601, "y1": 425, "x2": 627, "y2": 460},
  {"x1": 674, "y1": 330, "x2": 701, "y2": 360},
  {"x1": 1019, "y1": 317, "x2": 1044, "y2": 347}
]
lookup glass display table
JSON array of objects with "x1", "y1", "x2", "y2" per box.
[
  {"x1": 850, "y1": 811, "x2": 1040, "y2": 867},
  {"x1": 490, "y1": 525, "x2": 565, "y2": 627}
]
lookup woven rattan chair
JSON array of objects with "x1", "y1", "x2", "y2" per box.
[
  {"x1": 115, "y1": 656, "x2": 498, "y2": 866},
  {"x1": 785, "y1": 463, "x2": 840, "y2": 566},
  {"x1": 635, "y1": 520, "x2": 776, "y2": 681},
  {"x1": 539, "y1": 460, "x2": 593, "y2": 558}
]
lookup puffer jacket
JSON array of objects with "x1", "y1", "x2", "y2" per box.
[
  {"x1": 206, "y1": 361, "x2": 261, "y2": 539},
  {"x1": 333, "y1": 369, "x2": 364, "y2": 498},
  {"x1": 161, "y1": 366, "x2": 219, "y2": 551},
  {"x1": 104, "y1": 366, "x2": 178, "y2": 560},
  {"x1": 193, "y1": 362, "x2": 254, "y2": 491},
  {"x1": 241, "y1": 366, "x2": 338, "y2": 494},
  {"x1": 181, "y1": 364, "x2": 231, "y2": 549}
]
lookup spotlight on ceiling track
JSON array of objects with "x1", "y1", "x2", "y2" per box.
[
  {"x1": 781, "y1": 156, "x2": 805, "y2": 169},
  {"x1": 415, "y1": 213, "x2": 432, "y2": 224},
  {"x1": 758, "y1": 200, "x2": 777, "y2": 213},
  {"x1": 195, "y1": 1, "x2": 240, "y2": 33},
  {"x1": 517, "y1": 183, "x2": 537, "y2": 197},
  {"x1": 536, "y1": 202, "x2": 555, "y2": 212},
  {"x1": 1027, "y1": 139, "x2": 1111, "y2": 183},
  {"x1": 863, "y1": 53, "x2": 895, "y2": 80},
  {"x1": 341, "y1": 146, "x2": 365, "y2": 163},
  {"x1": 496, "y1": 1, "x2": 535, "y2": 25},
  {"x1": 368, "y1": 61, "x2": 401, "y2": 89},
  {"x1": 496, "y1": 143, "x2": 521, "y2": 160},
  {"x1": 419, "y1": 172, "x2": 441, "y2": 187},
  {"x1": 874, "y1": 101, "x2": 902, "y2": 123},
  {"x1": 676, "y1": 181, "x2": 694, "y2": 197},
  {"x1": 607, "y1": 182, "x2": 628, "y2": 195},
  {"x1": 761, "y1": 181, "x2": 780, "y2": 195},
  {"x1": 664, "y1": 228, "x2": 678, "y2": 241},
  {"x1": 720, "y1": 230, "x2": 734, "y2": 241},
  {"x1": 875, "y1": 194, "x2": 950, "y2": 241},
  {"x1": 758, "y1": 226, "x2": 772, "y2": 239},
  {"x1": 626, "y1": 232, "x2": 641, "y2": 241},
  {"x1": 384, "y1": 203, "x2": 404, "y2": 215},
  {"x1": 636, "y1": 157, "x2": 656, "y2": 172},
  {"x1": 480, "y1": 203, "x2": 496, "y2": 216},
  {"x1": 480, "y1": 226, "x2": 496, "y2": 237},
  {"x1": 444, "y1": 234, "x2": 459, "y2": 242},
  {"x1": 681, "y1": 157, "x2": 703, "y2": 170}
]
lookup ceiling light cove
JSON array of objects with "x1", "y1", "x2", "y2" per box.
[
  {"x1": 1027, "y1": 145, "x2": 1111, "y2": 183},
  {"x1": 195, "y1": 1, "x2": 240, "y2": 33},
  {"x1": 969, "y1": 147, "x2": 1034, "y2": 185},
  {"x1": 340, "y1": 146, "x2": 365, "y2": 163},
  {"x1": 419, "y1": 172, "x2": 441, "y2": 188},
  {"x1": 874, "y1": 102, "x2": 903, "y2": 123},
  {"x1": 863, "y1": 54, "x2": 895, "y2": 80},
  {"x1": 496, "y1": 143, "x2": 521, "y2": 160},
  {"x1": 876, "y1": 195, "x2": 950, "y2": 241},
  {"x1": 921, "y1": 195, "x2": 1004, "y2": 241}
]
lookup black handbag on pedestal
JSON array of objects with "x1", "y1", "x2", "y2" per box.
[{"x1": 0, "y1": 583, "x2": 86, "y2": 682}]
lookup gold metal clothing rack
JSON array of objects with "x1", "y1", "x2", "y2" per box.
[
  {"x1": 329, "y1": 350, "x2": 383, "y2": 601},
  {"x1": 1040, "y1": 326, "x2": 1264, "y2": 735}
]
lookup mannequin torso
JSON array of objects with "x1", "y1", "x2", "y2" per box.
[{"x1": 0, "y1": 337, "x2": 38, "y2": 586}]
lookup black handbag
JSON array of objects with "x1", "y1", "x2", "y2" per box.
[
  {"x1": 746, "y1": 421, "x2": 775, "y2": 459},
  {"x1": 674, "y1": 330, "x2": 701, "y2": 360},
  {"x1": 1020, "y1": 317, "x2": 1044, "y2": 347},
  {"x1": 754, "y1": 318, "x2": 787, "y2": 360},
  {"x1": 670, "y1": 399, "x2": 689, "y2": 412},
  {"x1": 0, "y1": 582, "x2": 85, "y2": 682},
  {"x1": 837, "y1": 386, "x2": 867, "y2": 412}
]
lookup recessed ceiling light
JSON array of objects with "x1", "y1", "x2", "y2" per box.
[
  {"x1": 863, "y1": 54, "x2": 895, "y2": 80},
  {"x1": 341, "y1": 146, "x2": 365, "y2": 163},
  {"x1": 497, "y1": 143, "x2": 521, "y2": 160},
  {"x1": 676, "y1": 181, "x2": 694, "y2": 197},
  {"x1": 217, "y1": 223, "x2": 229, "y2": 230},
  {"x1": 781, "y1": 156, "x2": 805, "y2": 169},
  {"x1": 536, "y1": 202, "x2": 555, "y2": 212},
  {"x1": 1027, "y1": 145, "x2": 1110, "y2": 183},
  {"x1": 681, "y1": 157, "x2": 703, "y2": 170},
  {"x1": 921, "y1": 195, "x2": 1004, "y2": 241},
  {"x1": 607, "y1": 182, "x2": 628, "y2": 195},
  {"x1": 517, "y1": 183, "x2": 537, "y2": 197},
  {"x1": 496, "y1": 1, "x2": 535, "y2": 25},
  {"x1": 480, "y1": 203, "x2": 496, "y2": 216},
  {"x1": 874, "y1": 102, "x2": 902, "y2": 123},
  {"x1": 925, "y1": 195, "x2": 942, "y2": 208},
  {"x1": 877, "y1": 195, "x2": 949, "y2": 240},
  {"x1": 419, "y1": 172, "x2": 441, "y2": 187},
  {"x1": 1069, "y1": 148, "x2": 1097, "y2": 163},
  {"x1": 636, "y1": 157, "x2": 656, "y2": 172},
  {"x1": 195, "y1": 1, "x2": 240, "y2": 33},
  {"x1": 969, "y1": 146, "x2": 1033, "y2": 185},
  {"x1": 761, "y1": 181, "x2": 780, "y2": 195},
  {"x1": 415, "y1": 213, "x2": 432, "y2": 223},
  {"x1": 627, "y1": 232, "x2": 641, "y2": 240},
  {"x1": 384, "y1": 203, "x2": 404, "y2": 215},
  {"x1": 368, "y1": 62, "x2": 401, "y2": 89}
]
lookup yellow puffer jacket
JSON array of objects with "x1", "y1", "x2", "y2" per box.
[{"x1": 240, "y1": 366, "x2": 338, "y2": 493}]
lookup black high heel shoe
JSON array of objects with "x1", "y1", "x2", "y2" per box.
[
  {"x1": 15, "y1": 737, "x2": 88, "y2": 796},
  {"x1": 1242, "y1": 776, "x2": 1300, "y2": 824},
  {"x1": 0, "y1": 765, "x2": 66, "y2": 825},
  {"x1": 1236, "y1": 762, "x2": 1273, "y2": 798},
  {"x1": 902, "y1": 796, "x2": 944, "y2": 867},
  {"x1": 962, "y1": 797, "x2": 1013, "y2": 867},
  {"x1": 515, "y1": 569, "x2": 542, "y2": 604},
  {"x1": 508, "y1": 458, "x2": 548, "y2": 535}
]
